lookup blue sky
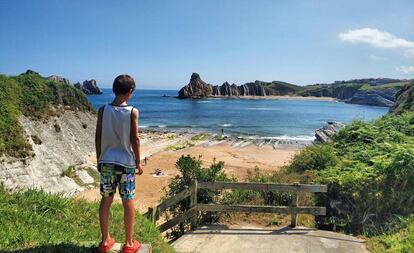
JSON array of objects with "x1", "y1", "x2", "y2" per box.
[{"x1": 1, "y1": 0, "x2": 413, "y2": 89}]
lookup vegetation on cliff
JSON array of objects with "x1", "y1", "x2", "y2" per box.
[
  {"x1": 391, "y1": 81, "x2": 414, "y2": 114},
  {"x1": 0, "y1": 185, "x2": 175, "y2": 253},
  {"x1": 0, "y1": 71, "x2": 93, "y2": 158}
]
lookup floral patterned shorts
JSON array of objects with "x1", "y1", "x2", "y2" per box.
[{"x1": 99, "y1": 163, "x2": 135, "y2": 200}]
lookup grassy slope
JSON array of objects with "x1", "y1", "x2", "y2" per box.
[
  {"x1": 0, "y1": 73, "x2": 93, "y2": 158},
  {"x1": 284, "y1": 82, "x2": 414, "y2": 251},
  {"x1": 263, "y1": 81, "x2": 302, "y2": 95},
  {"x1": 0, "y1": 185, "x2": 175, "y2": 253}
]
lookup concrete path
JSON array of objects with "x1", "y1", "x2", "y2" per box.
[
  {"x1": 171, "y1": 225, "x2": 368, "y2": 253},
  {"x1": 109, "y1": 243, "x2": 152, "y2": 253}
]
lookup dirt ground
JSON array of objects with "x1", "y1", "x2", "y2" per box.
[{"x1": 76, "y1": 142, "x2": 299, "y2": 213}]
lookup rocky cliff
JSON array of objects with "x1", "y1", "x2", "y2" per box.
[
  {"x1": 391, "y1": 81, "x2": 414, "y2": 114},
  {"x1": 0, "y1": 110, "x2": 97, "y2": 194},
  {"x1": 177, "y1": 73, "x2": 411, "y2": 107},
  {"x1": 178, "y1": 73, "x2": 213, "y2": 98},
  {"x1": 74, "y1": 79, "x2": 103, "y2": 95},
  {"x1": 178, "y1": 73, "x2": 294, "y2": 98},
  {"x1": 0, "y1": 72, "x2": 97, "y2": 194},
  {"x1": 346, "y1": 88, "x2": 398, "y2": 107}
]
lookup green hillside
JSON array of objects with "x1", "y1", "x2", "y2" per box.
[
  {"x1": 0, "y1": 71, "x2": 93, "y2": 158},
  {"x1": 263, "y1": 81, "x2": 302, "y2": 95},
  {"x1": 0, "y1": 185, "x2": 175, "y2": 253},
  {"x1": 263, "y1": 79, "x2": 410, "y2": 99}
]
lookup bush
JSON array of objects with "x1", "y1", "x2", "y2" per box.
[
  {"x1": 162, "y1": 155, "x2": 231, "y2": 239},
  {"x1": 288, "y1": 144, "x2": 338, "y2": 172},
  {"x1": 287, "y1": 112, "x2": 414, "y2": 235}
]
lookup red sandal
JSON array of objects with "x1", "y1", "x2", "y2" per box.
[
  {"x1": 122, "y1": 240, "x2": 141, "y2": 253},
  {"x1": 97, "y1": 237, "x2": 115, "y2": 253}
]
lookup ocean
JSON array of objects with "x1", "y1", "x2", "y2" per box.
[{"x1": 87, "y1": 89, "x2": 388, "y2": 140}]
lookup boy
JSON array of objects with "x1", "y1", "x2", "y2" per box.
[{"x1": 95, "y1": 74, "x2": 143, "y2": 253}]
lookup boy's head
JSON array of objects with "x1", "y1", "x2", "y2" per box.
[{"x1": 112, "y1": 74, "x2": 136, "y2": 96}]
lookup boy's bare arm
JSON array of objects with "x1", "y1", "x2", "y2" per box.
[
  {"x1": 95, "y1": 107, "x2": 104, "y2": 163},
  {"x1": 130, "y1": 109, "x2": 142, "y2": 174}
]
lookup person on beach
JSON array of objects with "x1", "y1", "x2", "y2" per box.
[{"x1": 95, "y1": 74, "x2": 143, "y2": 253}]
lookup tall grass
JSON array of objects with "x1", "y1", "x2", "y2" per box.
[{"x1": 0, "y1": 185, "x2": 175, "y2": 253}]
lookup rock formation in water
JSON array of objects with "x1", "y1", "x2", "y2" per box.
[
  {"x1": 178, "y1": 73, "x2": 272, "y2": 98},
  {"x1": 178, "y1": 73, "x2": 212, "y2": 98},
  {"x1": 315, "y1": 122, "x2": 344, "y2": 143},
  {"x1": 74, "y1": 79, "x2": 103, "y2": 95}
]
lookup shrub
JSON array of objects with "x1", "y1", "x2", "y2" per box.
[
  {"x1": 288, "y1": 144, "x2": 338, "y2": 172},
  {"x1": 162, "y1": 155, "x2": 231, "y2": 239},
  {"x1": 287, "y1": 112, "x2": 414, "y2": 235}
]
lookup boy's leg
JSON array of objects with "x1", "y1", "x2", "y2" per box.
[
  {"x1": 100, "y1": 195, "x2": 114, "y2": 244},
  {"x1": 122, "y1": 199, "x2": 135, "y2": 246},
  {"x1": 99, "y1": 163, "x2": 117, "y2": 244},
  {"x1": 119, "y1": 166, "x2": 137, "y2": 247}
]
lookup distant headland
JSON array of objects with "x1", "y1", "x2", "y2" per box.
[{"x1": 177, "y1": 72, "x2": 413, "y2": 107}]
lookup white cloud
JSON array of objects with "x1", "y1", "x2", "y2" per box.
[
  {"x1": 339, "y1": 28, "x2": 414, "y2": 57},
  {"x1": 396, "y1": 66, "x2": 414, "y2": 74}
]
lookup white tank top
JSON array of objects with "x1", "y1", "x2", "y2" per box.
[{"x1": 99, "y1": 104, "x2": 137, "y2": 167}]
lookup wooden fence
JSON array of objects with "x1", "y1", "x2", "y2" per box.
[{"x1": 146, "y1": 180, "x2": 327, "y2": 233}]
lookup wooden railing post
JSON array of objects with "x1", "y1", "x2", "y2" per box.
[
  {"x1": 290, "y1": 183, "x2": 299, "y2": 227},
  {"x1": 190, "y1": 179, "x2": 198, "y2": 230},
  {"x1": 147, "y1": 207, "x2": 154, "y2": 223}
]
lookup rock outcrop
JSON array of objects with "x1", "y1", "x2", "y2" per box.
[
  {"x1": 391, "y1": 81, "x2": 414, "y2": 114},
  {"x1": 178, "y1": 73, "x2": 212, "y2": 98},
  {"x1": 24, "y1": 69, "x2": 40, "y2": 75},
  {"x1": 315, "y1": 122, "x2": 344, "y2": 143},
  {"x1": 178, "y1": 73, "x2": 270, "y2": 98},
  {"x1": 47, "y1": 75, "x2": 70, "y2": 85},
  {"x1": 74, "y1": 79, "x2": 103, "y2": 95},
  {"x1": 346, "y1": 89, "x2": 398, "y2": 107},
  {"x1": 0, "y1": 110, "x2": 97, "y2": 195}
]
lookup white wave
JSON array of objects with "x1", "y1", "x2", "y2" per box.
[
  {"x1": 246, "y1": 107, "x2": 280, "y2": 111},
  {"x1": 157, "y1": 124, "x2": 167, "y2": 128},
  {"x1": 240, "y1": 135, "x2": 315, "y2": 141},
  {"x1": 220, "y1": 124, "x2": 233, "y2": 127},
  {"x1": 140, "y1": 125, "x2": 149, "y2": 128},
  {"x1": 196, "y1": 101, "x2": 211, "y2": 103}
]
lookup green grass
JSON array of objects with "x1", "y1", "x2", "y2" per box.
[
  {"x1": 0, "y1": 185, "x2": 175, "y2": 253},
  {"x1": 190, "y1": 133, "x2": 209, "y2": 141},
  {"x1": 359, "y1": 81, "x2": 410, "y2": 91},
  {"x1": 0, "y1": 73, "x2": 94, "y2": 158},
  {"x1": 165, "y1": 141, "x2": 195, "y2": 151},
  {"x1": 367, "y1": 215, "x2": 414, "y2": 253}
]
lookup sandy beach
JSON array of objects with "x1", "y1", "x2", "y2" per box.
[
  {"x1": 206, "y1": 95, "x2": 337, "y2": 101},
  {"x1": 76, "y1": 131, "x2": 301, "y2": 213}
]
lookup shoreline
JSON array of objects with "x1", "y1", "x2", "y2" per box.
[
  {"x1": 77, "y1": 132, "x2": 302, "y2": 212},
  {"x1": 195, "y1": 95, "x2": 337, "y2": 101}
]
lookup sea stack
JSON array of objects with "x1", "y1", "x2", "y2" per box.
[
  {"x1": 74, "y1": 79, "x2": 103, "y2": 95},
  {"x1": 177, "y1": 73, "x2": 271, "y2": 98},
  {"x1": 177, "y1": 73, "x2": 213, "y2": 98}
]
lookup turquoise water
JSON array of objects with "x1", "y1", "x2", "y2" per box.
[{"x1": 87, "y1": 89, "x2": 388, "y2": 139}]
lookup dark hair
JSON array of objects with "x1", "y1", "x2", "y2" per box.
[{"x1": 112, "y1": 74, "x2": 136, "y2": 95}]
